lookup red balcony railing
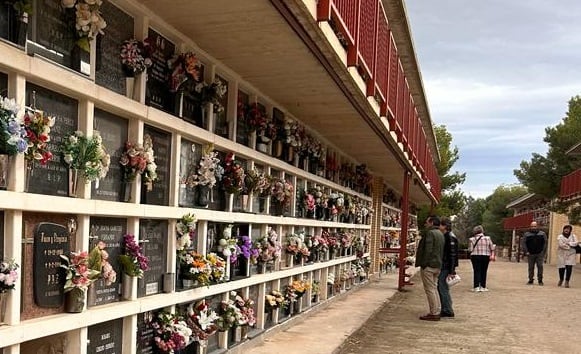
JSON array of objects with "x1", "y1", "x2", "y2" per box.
[
  {"x1": 560, "y1": 169, "x2": 581, "y2": 199},
  {"x1": 503, "y1": 211, "x2": 535, "y2": 230},
  {"x1": 317, "y1": 0, "x2": 440, "y2": 202},
  {"x1": 317, "y1": 0, "x2": 359, "y2": 48},
  {"x1": 370, "y1": 2, "x2": 389, "y2": 103}
]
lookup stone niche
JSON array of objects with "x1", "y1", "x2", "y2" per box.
[{"x1": 21, "y1": 212, "x2": 77, "y2": 321}]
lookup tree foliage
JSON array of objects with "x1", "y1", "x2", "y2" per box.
[
  {"x1": 434, "y1": 125, "x2": 466, "y2": 191},
  {"x1": 514, "y1": 95, "x2": 581, "y2": 224},
  {"x1": 514, "y1": 96, "x2": 581, "y2": 195},
  {"x1": 418, "y1": 125, "x2": 466, "y2": 223},
  {"x1": 481, "y1": 185, "x2": 528, "y2": 246}
]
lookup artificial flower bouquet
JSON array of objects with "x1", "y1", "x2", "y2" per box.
[
  {"x1": 151, "y1": 311, "x2": 192, "y2": 354},
  {"x1": 256, "y1": 227, "x2": 282, "y2": 264},
  {"x1": 168, "y1": 51, "x2": 202, "y2": 93},
  {"x1": 88, "y1": 241, "x2": 116, "y2": 286},
  {"x1": 60, "y1": 130, "x2": 111, "y2": 186},
  {"x1": 0, "y1": 96, "x2": 27, "y2": 156},
  {"x1": 60, "y1": 251, "x2": 101, "y2": 293},
  {"x1": 22, "y1": 108, "x2": 55, "y2": 165},
  {"x1": 264, "y1": 290, "x2": 285, "y2": 311},
  {"x1": 61, "y1": 0, "x2": 107, "y2": 52},
  {"x1": 238, "y1": 235, "x2": 259, "y2": 265},
  {"x1": 118, "y1": 234, "x2": 149, "y2": 278},
  {"x1": 285, "y1": 232, "x2": 310, "y2": 259},
  {"x1": 216, "y1": 296, "x2": 245, "y2": 331},
  {"x1": 186, "y1": 144, "x2": 223, "y2": 188},
  {"x1": 120, "y1": 38, "x2": 152, "y2": 76},
  {"x1": 217, "y1": 224, "x2": 240, "y2": 264},
  {"x1": 119, "y1": 134, "x2": 157, "y2": 188},
  {"x1": 231, "y1": 291, "x2": 256, "y2": 327},
  {"x1": 271, "y1": 177, "x2": 294, "y2": 206},
  {"x1": 178, "y1": 251, "x2": 212, "y2": 286},
  {"x1": 221, "y1": 152, "x2": 245, "y2": 195},
  {"x1": 176, "y1": 213, "x2": 197, "y2": 251},
  {"x1": 206, "y1": 253, "x2": 226, "y2": 283},
  {"x1": 0, "y1": 259, "x2": 19, "y2": 293},
  {"x1": 197, "y1": 78, "x2": 228, "y2": 113},
  {"x1": 187, "y1": 300, "x2": 219, "y2": 346}
]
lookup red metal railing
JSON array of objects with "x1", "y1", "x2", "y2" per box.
[
  {"x1": 317, "y1": 0, "x2": 441, "y2": 202},
  {"x1": 503, "y1": 211, "x2": 535, "y2": 230},
  {"x1": 317, "y1": 0, "x2": 359, "y2": 47},
  {"x1": 560, "y1": 169, "x2": 581, "y2": 199},
  {"x1": 371, "y1": 2, "x2": 389, "y2": 103},
  {"x1": 387, "y1": 35, "x2": 398, "y2": 116}
]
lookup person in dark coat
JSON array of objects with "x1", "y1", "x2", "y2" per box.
[
  {"x1": 522, "y1": 221, "x2": 547, "y2": 285},
  {"x1": 437, "y1": 217, "x2": 459, "y2": 318}
]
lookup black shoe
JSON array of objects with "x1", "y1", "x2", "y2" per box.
[
  {"x1": 440, "y1": 312, "x2": 455, "y2": 318},
  {"x1": 538, "y1": 282, "x2": 544, "y2": 286},
  {"x1": 527, "y1": 280, "x2": 533, "y2": 285}
]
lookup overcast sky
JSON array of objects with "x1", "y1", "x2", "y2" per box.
[{"x1": 405, "y1": 1, "x2": 581, "y2": 198}]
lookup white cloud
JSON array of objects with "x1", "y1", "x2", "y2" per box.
[{"x1": 406, "y1": 0, "x2": 581, "y2": 198}]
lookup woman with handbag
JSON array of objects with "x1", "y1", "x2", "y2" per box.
[
  {"x1": 468, "y1": 225, "x2": 495, "y2": 292},
  {"x1": 557, "y1": 224, "x2": 578, "y2": 288}
]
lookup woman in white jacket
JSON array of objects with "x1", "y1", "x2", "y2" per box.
[{"x1": 557, "y1": 224, "x2": 578, "y2": 288}]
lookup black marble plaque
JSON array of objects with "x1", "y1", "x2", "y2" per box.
[
  {"x1": 32, "y1": 0, "x2": 88, "y2": 73},
  {"x1": 141, "y1": 125, "x2": 171, "y2": 206},
  {"x1": 178, "y1": 139, "x2": 201, "y2": 207},
  {"x1": 138, "y1": 219, "x2": 168, "y2": 297},
  {"x1": 33, "y1": 222, "x2": 70, "y2": 308},
  {"x1": 249, "y1": 285, "x2": 259, "y2": 325},
  {"x1": 87, "y1": 318, "x2": 123, "y2": 354},
  {"x1": 0, "y1": 3, "x2": 10, "y2": 41},
  {"x1": 95, "y1": 1, "x2": 135, "y2": 95},
  {"x1": 214, "y1": 75, "x2": 229, "y2": 138},
  {"x1": 182, "y1": 95, "x2": 203, "y2": 127},
  {"x1": 206, "y1": 222, "x2": 219, "y2": 254},
  {"x1": 136, "y1": 311, "x2": 156, "y2": 354},
  {"x1": 88, "y1": 217, "x2": 126, "y2": 306},
  {"x1": 145, "y1": 28, "x2": 175, "y2": 113},
  {"x1": 236, "y1": 91, "x2": 249, "y2": 146},
  {"x1": 205, "y1": 295, "x2": 221, "y2": 352},
  {"x1": 92, "y1": 110, "x2": 128, "y2": 201},
  {"x1": 25, "y1": 84, "x2": 78, "y2": 196},
  {"x1": 0, "y1": 71, "x2": 6, "y2": 95}
]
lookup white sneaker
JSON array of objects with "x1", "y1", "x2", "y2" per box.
[
  {"x1": 480, "y1": 287, "x2": 489, "y2": 292},
  {"x1": 472, "y1": 287, "x2": 480, "y2": 292}
]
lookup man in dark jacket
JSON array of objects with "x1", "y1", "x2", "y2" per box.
[
  {"x1": 416, "y1": 216, "x2": 445, "y2": 321},
  {"x1": 522, "y1": 221, "x2": 547, "y2": 285},
  {"x1": 437, "y1": 217, "x2": 459, "y2": 318}
]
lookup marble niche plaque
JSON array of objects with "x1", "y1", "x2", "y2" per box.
[
  {"x1": 87, "y1": 318, "x2": 123, "y2": 354},
  {"x1": 138, "y1": 219, "x2": 168, "y2": 297}
]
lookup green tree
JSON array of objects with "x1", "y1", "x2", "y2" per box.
[
  {"x1": 454, "y1": 196, "x2": 486, "y2": 246},
  {"x1": 434, "y1": 125, "x2": 466, "y2": 191},
  {"x1": 514, "y1": 96, "x2": 581, "y2": 223},
  {"x1": 481, "y1": 185, "x2": 528, "y2": 246},
  {"x1": 418, "y1": 125, "x2": 467, "y2": 222}
]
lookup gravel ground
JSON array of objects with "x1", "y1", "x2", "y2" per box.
[{"x1": 338, "y1": 259, "x2": 581, "y2": 354}]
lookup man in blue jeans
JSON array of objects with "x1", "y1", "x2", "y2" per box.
[
  {"x1": 522, "y1": 221, "x2": 547, "y2": 285},
  {"x1": 437, "y1": 217, "x2": 459, "y2": 318}
]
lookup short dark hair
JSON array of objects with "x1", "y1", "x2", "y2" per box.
[
  {"x1": 440, "y1": 217, "x2": 452, "y2": 231},
  {"x1": 564, "y1": 224, "x2": 573, "y2": 232},
  {"x1": 428, "y1": 216, "x2": 441, "y2": 226}
]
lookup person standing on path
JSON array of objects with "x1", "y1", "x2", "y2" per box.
[
  {"x1": 522, "y1": 221, "x2": 547, "y2": 285},
  {"x1": 415, "y1": 216, "x2": 445, "y2": 321},
  {"x1": 437, "y1": 217, "x2": 459, "y2": 317},
  {"x1": 556, "y1": 224, "x2": 578, "y2": 288},
  {"x1": 469, "y1": 225, "x2": 495, "y2": 292}
]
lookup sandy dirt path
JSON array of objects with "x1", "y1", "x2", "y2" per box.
[{"x1": 338, "y1": 260, "x2": 581, "y2": 354}]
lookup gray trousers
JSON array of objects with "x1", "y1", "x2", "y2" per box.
[{"x1": 528, "y1": 253, "x2": 544, "y2": 282}]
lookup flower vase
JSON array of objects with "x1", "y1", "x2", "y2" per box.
[
  {"x1": 0, "y1": 292, "x2": 7, "y2": 325},
  {"x1": 257, "y1": 262, "x2": 267, "y2": 274},
  {"x1": 287, "y1": 146, "x2": 294, "y2": 163},
  {"x1": 285, "y1": 253, "x2": 294, "y2": 268},
  {"x1": 241, "y1": 194, "x2": 249, "y2": 212},
  {"x1": 0, "y1": 154, "x2": 9, "y2": 190},
  {"x1": 120, "y1": 181, "x2": 133, "y2": 202},
  {"x1": 272, "y1": 140, "x2": 282, "y2": 158},
  {"x1": 87, "y1": 283, "x2": 97, "y2": 307},
  {"x1": 257, "y1": 138, "x2": 269, "y2": 153},
  {"x1": 182, "y1": 278, "x2": 197, "y2": 289},
  {"x1": 197, "y1": 185, "x2": 210, "y2": 207},
  {"x1": 240, "y1": 325, "x2": 248, "y2": 340},
  {"x1": 24, "y1": 160, "x2": 33, "y2": 192},
  {"x1": 258, "y1": 197, "x2": 267, "y2": 213},
  {"x1": 125, "y1": 77, "x2": 135, "y2": 99},
  {"x1": 13, "y1": 12, "x2": 28, "y2": 47},
  {"x1": 68, "y1": 168, "x2": 80, "y2": 198},
  {"x1": 64, "y1": 288, "x2": 86, "y2": 313},
  {"x1": 163, "y1": 273, "x2": 175, "y2": 293},
  {"x1": 122, "y1": 274, "x2": 137, "y2": 300}
]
